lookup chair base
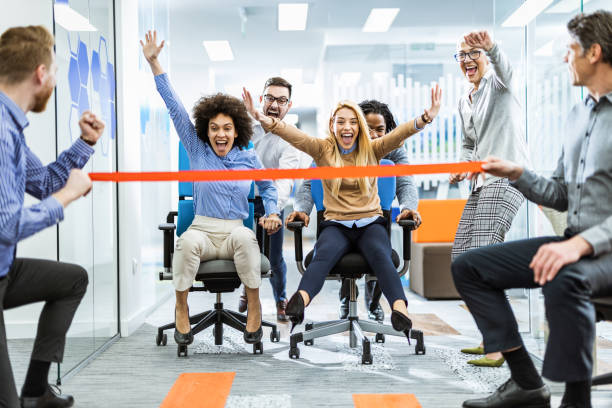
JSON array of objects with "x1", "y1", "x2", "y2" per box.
[
  {"x1": 593, "y1": 371, "x2": 612, "y2": 386},
  {"x1": 288, "y1": 298, "x2": 425, "y2": 364},
  {"x1": 156, "y1": 297, "x2": 280, "y2": 357}
]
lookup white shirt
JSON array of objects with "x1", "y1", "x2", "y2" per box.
[{"x1": 251, "y1": 122, "x2": 301, "y2": 211}]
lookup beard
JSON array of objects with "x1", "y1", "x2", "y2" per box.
[{"x1": 31, "y1": 82, "x2": 54, "y2": 113}]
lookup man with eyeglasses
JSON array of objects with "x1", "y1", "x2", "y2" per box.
[
  {"x1": 449, "y1": 31, "x2": 530, "y2": 368},
  {"x1": 238, "y1": 76, "x2": 300, "y2": 322}
]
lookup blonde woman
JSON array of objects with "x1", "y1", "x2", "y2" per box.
[{"x1": 242, "y1": 86, "x2": 441, "y2": 333}]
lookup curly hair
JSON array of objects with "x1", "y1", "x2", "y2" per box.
[
  {"x1": 192, "y1": 93, "x2": 253, "y2": 149},
  {"x1": 358, "y1": 99, "x2": 397, "y2": 133}
]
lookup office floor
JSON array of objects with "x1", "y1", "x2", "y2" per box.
[{"x1": 7, "y1": 240, "x2": 612, "y2": 407}]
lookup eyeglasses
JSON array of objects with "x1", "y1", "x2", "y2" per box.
[
  {"x1": 454, "y1": 50, "x2": 482, "y2": 62},
  {"x1": 263, "y1": 94, "x2": 289, "y2": 106}
]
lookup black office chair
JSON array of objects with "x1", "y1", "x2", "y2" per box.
[
  {"x1": 155, "y1": 142, "x2": 280, "y2": 357},
  {"x1": 286, "y1": 160, "x2": 425, "y2": 364},
  {"x1": 592, "y1": 297, "x2": 612, "y2": 386}
]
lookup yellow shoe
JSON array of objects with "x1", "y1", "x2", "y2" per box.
[
  {"x1": 467, "y1": 356, "x2": 506, "y2": 367},
  {"x1": 460, "y1": 346, "x2": 485, "y2": 355}
]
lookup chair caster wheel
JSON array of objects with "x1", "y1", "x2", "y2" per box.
[
  {"x1": 362, "y1": 339, "x2": 372, "y2": 364},
  {"x1": 410, "y1": 329, "x2": 425, "y2": 355},
  {"x1": 304, "y1": 338, "x2": 314, "y2": 346},
  {"x1": 289, "y1": 347, "x2": 300, "y2": 359},
  {"x1": 375, "y1": 333, "x2": 385, "y2": 343},
  {"x1": 253, "y1": 342, "x2": 263, "y2": 355},
  {"x1": 416, "y1": 345, "x2": 426, "y2": 355},
  {"x1": 305, "y1": 322, "x2": 314, "y2": 331},
  {"x1": 177, "y1": 344, "x2": 188, "y2": 357},
  {"x1": 270, "y1": 329, "x2": 280, "y2": 343},
  {"x1": 156, "y1": 333, "x2": 167, "y2": 346}
]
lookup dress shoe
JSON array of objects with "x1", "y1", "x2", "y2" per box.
[
  {"x1": 21, "y1": 384, "x2": 74, "y2": 408},
  {"x1": 390, "y1": 310, "x2": 412, "y2": 332},
  {"x1": 286, "y1": 292, "x2": 305, "y2": 332},
  {"x1": 368, "y1": 304, "x2": 384, "y2": 322},
  {"x1": 339, "y1": 296, "x2": 349, "y2": 319},
  {"x1": 244, "y1": 306, "x2": 263, "y2": 344},
  {"x1": 462, "y1": 378, "x2": 551, "y2": 408},
  {"x1": 461, "y1": 345, "x2": 485, "y2": 355},
  {"x1": 238, "y1": 288, "x2": 248, "y2": 313},
  {"x1": 468, "y1": 356, "x2": 505, "y2": 367},
  {"x1": 276, "y1": 299, "x2": 289, "y2": 322},
  {"x1": 174, "y1": 308, "x2": 194, "y2": 345}
]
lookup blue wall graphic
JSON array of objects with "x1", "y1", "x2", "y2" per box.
[{"x1": 67, "y1": 34, "x2": 116, "y2": 156}]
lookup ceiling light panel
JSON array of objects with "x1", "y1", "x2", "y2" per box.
[
  {"x1": 203, "y1": 41, "x2": 234, "y2": 61},
  {"x1": 54, "y1": 2, "x2": 97, "y2": 32},
  {"x1": 278, "y1": 3, "x2": 309, "y2": 31},
  {"x1": 363, "y1": 8, "x2": 400, "y2": 33},
  {"x1": 502, "y1": 0, "x2": 555, "y2": 27}
]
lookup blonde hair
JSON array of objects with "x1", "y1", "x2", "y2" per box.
[
  {"x1": 0, "y1": 25, "x2": 54, "y2": 82},
  {"x1": 327, "y1": 100, "x2": 377, "y2": 196}
]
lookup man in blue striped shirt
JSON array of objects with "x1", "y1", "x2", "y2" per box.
[{"x1": 0, "y1": 26, "x2": 104, "y2": 408}]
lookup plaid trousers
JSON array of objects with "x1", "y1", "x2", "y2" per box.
[{"x1": 452, "y1": 179, "x2": 524, "y2": 260}]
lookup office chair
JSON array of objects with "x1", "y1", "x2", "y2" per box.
[
  {"x1": 156, "y1": 142, "x2": 280, "y2": 357},
  {"x1": 286, "y1": 160, "x2": 425, "y2": 364},
  {"x1": 592, "y1": 297, "x2": 612, "y2": 386}
]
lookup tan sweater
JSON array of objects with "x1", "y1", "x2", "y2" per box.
[{"x1": 265, "y1": 119, "x2": 419, "y2": 221}]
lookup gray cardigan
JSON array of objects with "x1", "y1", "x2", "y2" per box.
[{"x1": 293, "y1": 146, "x2": 419, "y2": 214}]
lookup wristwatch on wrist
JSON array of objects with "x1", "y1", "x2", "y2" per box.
[
  {"x1": 80, "y1": 136, "x2": 96, "y2": 146},
  {"x1": 421, "y1": 112, "x2": 433, "y2": 124}
]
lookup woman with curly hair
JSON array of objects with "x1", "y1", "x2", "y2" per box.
[
  {"x1": 141, "y1": 31, "x2": 282, "y2": 346},
  {"x1": 243, "y1": 86, "x2": 441, "y2": 335}
]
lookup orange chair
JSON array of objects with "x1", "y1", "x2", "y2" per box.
[{"x1": 409, "y1": 199, "x2": 466, "y2": 299}]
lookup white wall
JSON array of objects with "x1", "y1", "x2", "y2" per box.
[{"x1": 0, "y1": 0, "x2": 58, "y2": 339}]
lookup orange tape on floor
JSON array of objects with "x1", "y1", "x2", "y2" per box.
[
  {"x1": 353, "y1": 393, "x2": 422, "y2": 408},
  {"x1": 159, "y1": 372, "x2": 235, "y2": 408},
  {"x1": 89, "y1": 161, "x2": 484, "y2": 183}
]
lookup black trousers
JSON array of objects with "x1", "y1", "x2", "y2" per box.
[
  {"x1": 298, "y1": 218, "x2": 407, "y2": 306},
  {"x1": 451, "y1": 236, "x2": 612, "y2": 382},
  {"x1": 0, "y1": 258, "x2": 88, "y2": 408}
]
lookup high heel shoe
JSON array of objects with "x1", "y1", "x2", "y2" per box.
[
  {"x1": 174, "y1": 307, "x2": 194, "y2": 345},
  {"x1": 244, "y1": 305, "x2": 263, "y2": 344},
  {"x1": 285, "y1": 292, "x2": 305, "y2": 333},
  {"x1": 390, "y1": 310, "x2": 413, "y2": 333}
]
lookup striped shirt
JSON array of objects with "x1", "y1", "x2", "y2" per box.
[
  {"x1": 154, "y1": 74, "x2": 278, "y2": 219},
  {"x1": 0, "y1": 91, "x2": 94, "y2": 278}
]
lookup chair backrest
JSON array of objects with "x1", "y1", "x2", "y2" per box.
[
  {"x1": 176, "y1": 141, "x2": 255, "y2": 236},
  {"x1": 311, "y1": 159, "x2": 396, "y2": 236}
]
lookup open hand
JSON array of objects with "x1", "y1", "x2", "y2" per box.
[
  {"x1": 79, "y1": 111, "x2": 105, "y2": 145},
  {"x1": 396, "y1": 209, "x2": 422, "y2": 228},
  {"x1": 464, "y1": 31, "x2": 494, "y2": 52},
  {"x1": 140, "y1": 30, "x2": 165, "y2": 63},
  {"x1": 424, "y1": 83, "x2": 442, "y2": 121},
  {"x1": 531, "y1": 236, "x2": 593, "y2": 286},
  {"x1": 242, "y1": 88, "x2": 270, "y2": 124}
]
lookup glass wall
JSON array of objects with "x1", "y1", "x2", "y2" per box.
[{"x1": 54, "y1": 0, "x2": 119, "y2": 378}]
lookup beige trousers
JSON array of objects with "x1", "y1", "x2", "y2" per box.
[{"x1": 172, "y1": 215, "x2": 261, "y2": 291}]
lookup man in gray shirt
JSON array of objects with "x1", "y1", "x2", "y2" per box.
[
  {"x1": 452, "y1": 10, "x2": 612, "y2": 408},
  {"x1": 288, "y1": 99, "x2": 420, "y2": 322}
]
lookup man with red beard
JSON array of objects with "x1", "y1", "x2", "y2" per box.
[{"x1": 0, "y1": 25, "x2": 104, "y2": 408}]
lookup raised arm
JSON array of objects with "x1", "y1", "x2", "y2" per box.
[
  {"x1": 141, "y1": 30, "x2": 198, "y2": 153},
  {"x1": 242, "y1": 88, "x2": 324, "y2": 160},
  {"x1": 372, "y1": 84, "x2": 442, "y2": 159},
  {"x1": 464, "y1": 31, "x2": 513, "y2": 89}
]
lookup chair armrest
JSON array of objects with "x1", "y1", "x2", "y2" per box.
[
  {"x1": 159, "y1": 212, "x2": 178, "y2": 273},
  {"x1": 398, "y1": 219, "x2": 415, "y2": 262},
  {"x1": 287, "y1": 221, "x2": 305, "y2": 266},
  {"x1": 158, "y1": 223, "x2": 176, "y2": 231}
]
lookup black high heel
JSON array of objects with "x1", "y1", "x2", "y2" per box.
[
  {"x1": 286, "y1": 292, "x2": 305, "y2": 333},
  {"x1": 390, "y1": 310, "x2": 413, "y2": 334},
  {"x1": 244, "y1": 305, "x2": 263, "y2": 344},
  {"x1": 174, "y1": 307, "x2": 194, "y2": 345}
]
